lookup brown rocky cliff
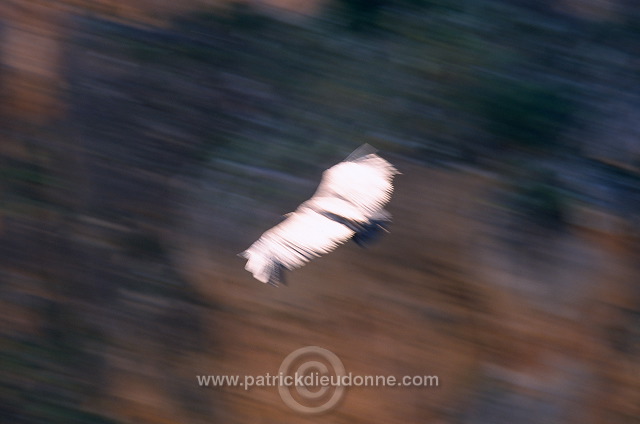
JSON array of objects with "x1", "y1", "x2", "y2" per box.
[
  {"x1": 1, "y1": 2, "x2": 639, "y2": 423},
  {"x1": 0, "y1": 0, "x2": 324, "y2": 129}
]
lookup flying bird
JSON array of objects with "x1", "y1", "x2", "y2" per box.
[{"x1": 239, "y1": 145, "x2": 399, "y2": 287}]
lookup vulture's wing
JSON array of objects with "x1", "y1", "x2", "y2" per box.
[
  {"x1": 240, "y1": 148, "x2": 398, "y2": 286},
  {"x1": 312, "y1": 154, "x2": 398, "y2": 217},
  {"x1": 240, "y1": 210, "x2": 354, "y2": 286}
]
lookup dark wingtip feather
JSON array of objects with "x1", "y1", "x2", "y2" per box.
[
  {"x1": 267, "y1": 261, "x2": 287, "y2": 287},
  {"x1": 345, "y1": 143, "x2": 379, "y2": 162}
]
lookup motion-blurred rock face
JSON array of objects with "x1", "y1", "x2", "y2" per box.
[
  {"x1": 1, "y1": 2, "x2": 67, "y2": 125},
  {"x1": 168, "y1": 156, "x2": 639, "y2": 424},
  {"x1": 0, "y1": 0, "x2": 632, "y2": 128},
  {"x1": 1, "y1": 1, "x2": 639, "y2": 423},
  {"x1": 0, "y1": 0, "x2": 324, "y2": 127}
]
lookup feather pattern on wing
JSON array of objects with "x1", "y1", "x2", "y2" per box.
[
  {"x1": 240, "y1": 147, "x2": 398, "y2": 286},
  {"x1": 311, "y1": 154, "x2": 397, "y2": 216}
]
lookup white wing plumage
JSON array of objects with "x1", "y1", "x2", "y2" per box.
[
  {"x1": 241, "y1": 211, "x2": 355, "y2": 285},
  {"x1": 312, "y1": 154, "x2": 397, "y2": 217},
  {"x1": 240, "y1": 147, "x2": 398, "y2": 287}
]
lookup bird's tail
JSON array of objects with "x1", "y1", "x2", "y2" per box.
[
  {"x1": 352, "y1": 210, "x2": 392, "y2": 247},
  {"x1": 239, "y1": 249, "x2": 286, "y2": 287}
]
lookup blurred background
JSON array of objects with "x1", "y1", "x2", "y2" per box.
[{"x1": 1, "y1": 0, "x2": 639, "y2": 423}]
